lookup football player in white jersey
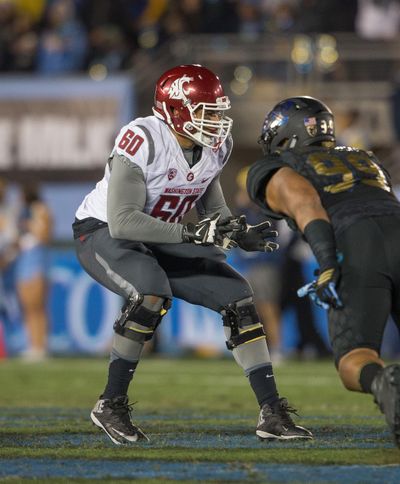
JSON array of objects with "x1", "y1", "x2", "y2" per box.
[{"x1": 73, "y1": 64, "x2": 312, "y2": 444}]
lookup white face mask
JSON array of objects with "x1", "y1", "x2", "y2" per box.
[{"x1": 183, "y1": 96, "x2": 233, "y2": 149}]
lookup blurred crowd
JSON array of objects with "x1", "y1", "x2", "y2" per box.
[{"x1": 1, "y1": 0, "x2": 400, "y2": 75}]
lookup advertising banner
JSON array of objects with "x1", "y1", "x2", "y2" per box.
[
  {"x1": 0, "y1": 76, "x2": 134, "y2": 172},
  {"x1": 1, "y1": 249, "x2": 227, "y2": 356}
]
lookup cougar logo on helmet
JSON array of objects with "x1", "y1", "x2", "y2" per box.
[{"x1": 168, "y1": 76, "x2": 193, "y2": 101}]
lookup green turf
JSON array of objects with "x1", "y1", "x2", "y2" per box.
[
  {"x1": 0, "y1": 357, "x2": 376, "y2": 413},
  {"x1": 0, "y1": 480, "x2": 215, "y2": 484},
  {"x1": 0, "y1": 356, "x2": 399, "y2": 477}
]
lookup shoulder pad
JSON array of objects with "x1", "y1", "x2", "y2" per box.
[
  {"x1": 277, "y1": 149, "x2": 300, "y2": 168},
  {"x1": 114, "y1": 123, "x2": 150, "y2": 168}
]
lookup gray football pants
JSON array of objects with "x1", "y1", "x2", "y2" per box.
[
  {"x1": 74, "y1": 227, "x2": 271, "y2": 371},
  {"x1": 74, "y1": 226, "x2": 253, "y2": 309}
]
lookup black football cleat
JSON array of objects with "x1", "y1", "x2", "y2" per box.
[
  {"x1": 256, "y1": 397, "x2": 313, "y2": 441},
  {"x1": 371, "y1": 364, "x2": 400, "y2": 448},
  {"x1": 90, "y1": 395, "x2": 149, "y2": 445}
]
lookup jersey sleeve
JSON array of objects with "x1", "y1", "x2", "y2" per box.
[
  {"x1": 107, "y1": 153, "x2": 184, "y2": 243},
  {"x1": 246, "y1": 154, "x2": 287, "y2": 219},
  {"x1": 195, "y1": 175, "x2": 232, "y2": 220},
  {"x1": 112, "y1": 123, "x2": 150, "y2": 174}
]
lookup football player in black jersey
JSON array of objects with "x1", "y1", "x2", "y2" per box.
[{"x1": 246, "y1": 96, "x2": 400, "y2": 447}]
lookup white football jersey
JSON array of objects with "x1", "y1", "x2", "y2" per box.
[{"x1": 76, "y1": 116, "x2": 232, "y2": 223}]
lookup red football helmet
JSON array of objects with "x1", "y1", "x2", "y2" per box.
[{"x1": 153, "y1": 64, "x2": 233, "y2": 149}]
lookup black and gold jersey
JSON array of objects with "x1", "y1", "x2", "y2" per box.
[{"x1": 247, "y1": 146, "x2": 400, "y2": 235}]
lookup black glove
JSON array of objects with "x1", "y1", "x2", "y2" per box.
[
  {"x1": 314, "y1": 265, "x2": 342, "y2": 309},
  {"x1": 298, "y1": 265, "x2": 342, "y2": 310},
  {"x1": 230, "y1": 215, "x2": 279, "y2": 252},
  {"x1": 182, "y1": 213, "x2": 222, "y2": 245},
  {"x1": 213, "y1": 216, "x2": 242, "y2": 250}
]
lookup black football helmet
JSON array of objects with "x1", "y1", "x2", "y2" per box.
[{"x1": 258, "y1": 96, "x2": 335, "y2": 155}]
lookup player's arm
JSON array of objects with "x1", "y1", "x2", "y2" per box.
[
  {"x1": 107, "y1": 154, "x2": 225, "y2": 246},
  {"x1": 195, "y1": 175, "x2": 232, "y2": 220},
  {"x1": 196, "y1": 176, "x2": 278, "y2": 252},
  {"x1": 266, "y1": 166, "x2": 329, "y2": 231},
  {"x1": 195, "y1": 176, "x2": 240, "y2": 250},
  {"x1": 267, "y1": 166, "x2": 342, "y2": 308},
  {"x1": 107, "y1": 154, "x2": 184, "y2": 243}
]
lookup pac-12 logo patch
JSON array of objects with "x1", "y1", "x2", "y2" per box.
[
  {"x1": 168, "y1": 168, "x2": 177, "y2": 180},
  {"x1": 187, "y1": 172, "x2": 194, "y2": 181}
]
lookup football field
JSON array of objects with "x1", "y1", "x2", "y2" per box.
[{"x1": 1, "y1": 356, "x2": 400, "y2": 483}]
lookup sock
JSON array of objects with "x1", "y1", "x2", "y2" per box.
[
  {"x1": 248, "y1": 364, "x2": 279, "y2": 408},
  {"x1": 359, "y1": 362, "x2": 384, "y2": 393},
  {"x1": 102, "y1": 358, "x2": 138, "y2": 399}
]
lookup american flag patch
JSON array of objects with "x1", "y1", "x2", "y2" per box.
[{"x1": 304, "y1": 117, "x2": 317, "y2": 126}]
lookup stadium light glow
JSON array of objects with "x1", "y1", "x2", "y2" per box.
[{"x1": 89, "y1": 64, "x2": 108, "y2": 81}]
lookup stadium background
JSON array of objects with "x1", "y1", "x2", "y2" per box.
[
  {"x1": 2, "y1": 2, "x2": 400, "y2": 483},
  {"x1": 1, "y1": 0, "x2": 400, "y2": 359}
]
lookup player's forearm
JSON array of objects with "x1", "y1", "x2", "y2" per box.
[
  {"x1": 286, "y1": 198, "x2": 336, "y2": 270},
  {"x1": 109, "y1": 209, "x2": 184, "y2": 243},
  {"x1": 196, "y1": 176, "x2": 232, "y2": 220},
  {"x1": 303, "y1": 219, "x2": 337, "y2": 271},
  {"x1": 196, "y1": 203, "x2": 232, "y2": 221}
]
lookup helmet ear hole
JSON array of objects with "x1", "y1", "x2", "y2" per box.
[{"x1": 277, "y1": 138, "x2": 289, "y2": 148}]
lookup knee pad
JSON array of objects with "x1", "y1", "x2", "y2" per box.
[
  {"x1": 113, "y1": 294, "x2": 171, "y2": 343},
  {"x1": 338, "y1": 348, "x2": 384, "y2": 391},
  {"x1": 222, "y1": 298, "x2": 265, "y2": 350}
]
